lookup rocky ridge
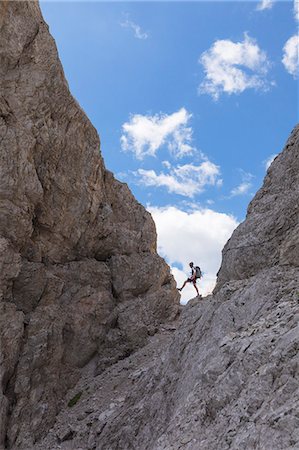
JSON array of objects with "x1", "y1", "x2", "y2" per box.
[{"x1": 0, "y1": 2, "x2": 298, "y2": 450}]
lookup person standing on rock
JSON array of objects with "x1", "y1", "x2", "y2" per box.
[{"x1": 178, "y1": 262, "x2": 201, "y2": 296}]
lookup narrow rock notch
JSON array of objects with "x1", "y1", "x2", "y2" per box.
[{"x1": 1, "y1": 2, "x2": 298, "y2": 450}]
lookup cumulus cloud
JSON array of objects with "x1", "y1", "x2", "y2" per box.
[
  {"x1": 120, "y1": 108, "x2": 194, "y2": 159},
  {"x1": 148, "y1": 205, "x2": 239, "y2": 303},
  {"x1": 136, "y1": 161, "x2": 222, "y2": 197},
  {"x1": 256, "y1": 0, "x2": 274, "y2": 11},
  {"x1": 199, "y1": 34, "x2": 272, "y2": 100},
  {"x1": 230, "y1": 171, "x2": 253, "y2": 197},
  {"x1": 120, "y1": 15, "x2": 148, "y2": 40},
  {"x1": 282, "y1": 35, "x2": 299, "y2": 78}
]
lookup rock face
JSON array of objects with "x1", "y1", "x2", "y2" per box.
[
  {"x1": 216, "y1": 129, "x2": 299, "y2": 288},
  {"x1": 1, "y1": 2, "x2": 299, "y2": 450},
  {"x1": 0, "y1": 2, "x2": 179, "y2": 448}
]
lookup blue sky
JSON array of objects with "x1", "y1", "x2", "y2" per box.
[{"x1": 40, "y1": 0, "x2": 298, "y2": 302}]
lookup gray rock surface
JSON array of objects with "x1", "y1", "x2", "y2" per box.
[
  {"x1": 0, "y1": 2, "x2": 179, "y2": 448},
  {"x1": 1, "y1": 2, "x2": 298, "y2": 450},
  {"x1": 216, "y1": 128, "x2": 299, "y2": 288}
]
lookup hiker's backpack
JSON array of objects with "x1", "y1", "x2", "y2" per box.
[{"x1": 195, "y1": 266, "x2": 202, "y2": 279}]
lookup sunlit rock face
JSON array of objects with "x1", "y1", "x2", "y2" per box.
[
  {"x1": 216, "y1": 126, "x2": 299, "y2": 288},
  {"x1": 0, "y1": 2, "x2": 179, "y2": 448}
]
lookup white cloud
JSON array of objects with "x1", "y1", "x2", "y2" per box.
[
  {"x1": 282, "y1": 35, "x2": 299, "y2": 78},
  {"x1": 264, "y1": 153, "x2": 278, "y2": 170},
  {"x1": 230, "y1": 171, "x2": 253, "y2": 197},
  {"x1": 256, "y1": 0, "x2": 274, "y2": 11},
  {"x1": 148, "y1": 205, "x2": 239, "y2": 304},
  {"x1": 120, "y1": 15, "x2": 148, "y2": 40},
  {"x1": 136, "y1": 161, "x2": 222, "y2": 197},
  {"x1": 199, "y1": 34, "x2": 272, "y2": 100},
  {"x1": 120, "y1": 108, "x2": 194, "y2": 159},
  {"x1": 162, "y1": 160, "x2": 172, "y2": 169},
  {"x1": 230, "y1": 182, "x2": 252, "y2": 196}
]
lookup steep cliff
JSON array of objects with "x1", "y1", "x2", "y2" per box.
[
  {"x1": 216, "y1": 129, "x2": 299, "y2": 288},
  {"x1": 0, "y1": 2, "x2": 179, "y2": 448}
]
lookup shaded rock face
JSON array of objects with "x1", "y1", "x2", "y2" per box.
[
  {"x1": 0, "y1": 2, "x2": 179, "y2": 448},
  {"x1": 0, "y1": 2, "x2": 155, "y2": 262}
]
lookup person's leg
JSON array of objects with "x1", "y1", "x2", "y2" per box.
[
  {"x1": 193, "y1": 280, "x2": 199, "y2": 296},
  {"x1": 178, "y1": 279, "x2": 189, "y2": 291}
]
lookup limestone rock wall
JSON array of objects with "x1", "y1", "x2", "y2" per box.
[
  {"x1": 0, "y1": 2, "x2": 179, "y2": 448},
  {"x1": 216, "y1": 127, "x2": 299, "y2": 288},
  {"x1": 0, "y1": 1, "x2": 156, "y2": 262}
]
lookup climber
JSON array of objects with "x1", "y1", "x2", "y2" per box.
[{"x1": 178, "y1": 262, "x2": 201, "y2": 296}]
